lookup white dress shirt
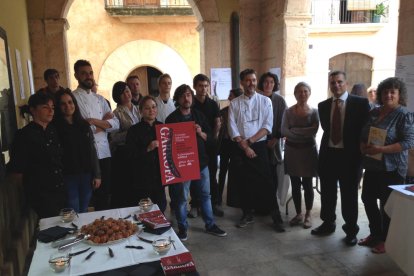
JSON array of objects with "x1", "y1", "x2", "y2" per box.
[
  {"x1": 73, "y1": 87, "x2": 120, "y2": 159},
  {"x1": 155, "y1": 96, "x2": 176, "y2": 123},
  {"x1": 329, "y1": 91, "x2": 348, "y2": 148},
  {"x1": 228, "y1": 92, "x2": 273, "y2": 142}
]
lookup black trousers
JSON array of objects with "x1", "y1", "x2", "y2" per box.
[
  {"x1": 361, "y1": 170, "x2": 404, "y2": 241},
  {"x1": 93, "y1": 157, "x2": 111, "y2": 211},
  {"x1": 218, "y1": 139, "x2": 232, "y2": 205},
  {"x1": 319, "y1": 148, "x2": 359, "y2": 236},
  {"x1": 290, "y1": 176, "x2": 314, "y2": 214}
]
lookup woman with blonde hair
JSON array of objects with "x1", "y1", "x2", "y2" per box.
[{"x1": 282, "y1": 82, "x2": 319, "y2": 229}]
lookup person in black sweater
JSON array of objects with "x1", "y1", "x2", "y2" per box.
[
  {"x1": 54, "y1": 91, "x2": 101, "y2": 213},
  {"x1": 125, "y1": 96, "x2": 167, "y2": 212},
  {"x1": 9, "y1": 93, "x2": 65, "y2": 218}
]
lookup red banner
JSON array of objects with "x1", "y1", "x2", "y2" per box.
[{"x1": 156, "y1": 122, "x2": 200, "y2": 185}]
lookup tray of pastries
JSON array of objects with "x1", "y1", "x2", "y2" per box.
[{"x1": 80, "y1": 217, "x2": 138, "y2": 245}]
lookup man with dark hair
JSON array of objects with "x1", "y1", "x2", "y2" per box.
[
  {"x1": 36, "y1": 68, "x2": 70, "y2": 97},
  {"x1": 166, "y1": 84, "x2": 227, "y2": 241},
  {"x1": 155, "y1": 73, "x2": 175, "y2": 123},
  {"x1": 126, "y1": 75, "x2": 143, "y2": 106},
  {"x1": 228, "y1": 68, "x2": 285, "y2": 232},
  {"x1": 72, "y1": 59, "x2": 120, "y2": 210},
  {"x1": 312, "y1": 70, "x2": 370, "y2": 246},
  {"x1": 190, "y1": 73, "x2": 223, "y2": 217}
]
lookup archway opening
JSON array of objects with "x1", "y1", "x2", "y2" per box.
[{"x1": 128, "y1": 66, "x2": 162, "y2": 97}]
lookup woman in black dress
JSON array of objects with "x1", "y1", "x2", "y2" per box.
[{"x1": 126, "y1": 96, "x2": 167, "y2": 212}]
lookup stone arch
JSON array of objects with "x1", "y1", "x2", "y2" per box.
[
  {"x1": 98, "y1": 40, "x2": 193, "y2": 104},
  {"x1": 187, "y1": 0, "x2": 219, "y2": 22}
]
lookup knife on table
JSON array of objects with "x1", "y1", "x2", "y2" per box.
[
  {"x1": 69, "y1": 247, "x2": 91, "y2": 257},
  {"x1": 137, "y1": 236, "x2": 153, "y2": 244}
]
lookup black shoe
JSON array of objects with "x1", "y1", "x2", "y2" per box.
[
  {"x1": 177, "y1": 229, "x2": 188, "y2": 241},
  {"x1": 212, "y1": 205, "x2": 224, "y2": 217},
  {"x1": 206, "y1": 224, "x2": 227, "y2": 237},
  {"x1": 236, "y1": 214, "x2": 254, "y2": 228},
  {"x1": 311, "y1": 222, "x2": 336, "y2": 236},
  {"x1": 344, "y1": 235, "x2": 357, "y2": 246},
  {"x1": 273, "y1": 222, "x2": 286, "y2": 233}
]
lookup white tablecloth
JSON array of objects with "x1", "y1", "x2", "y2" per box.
[
  {"x1": 385, "y1": 187, "x2": 414, "y2": 276},
  {"x1": 28, "y1": 206, "x2": 188, "y2": 276}
]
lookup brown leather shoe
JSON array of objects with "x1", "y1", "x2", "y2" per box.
[
  {"x1": 371, "y1": 242, "x2": 385, "y2": 254},
  {"x1": 358, "y1": 235, "x2": 379, "y2": 247}
]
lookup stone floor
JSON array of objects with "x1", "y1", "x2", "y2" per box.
[{"x1": 164, "y1": 189, "x2": 405, "y2": 276}]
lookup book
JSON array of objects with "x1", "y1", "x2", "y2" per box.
[
  {"x1": 405, "y1": 185, "x2": 414, "y2": 193},
  {"x1": 366, "y1": 126, "x2": 387, "y2": 161},
  {"x1": 160, "y1": 252, "x2": 196, "y2": 275},
  {"x1": 138, "y1": 210, "x2": 171, "y2": 229}
]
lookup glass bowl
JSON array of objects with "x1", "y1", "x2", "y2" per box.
[
  {"x1": 139, "y1": 198, "x2": 153, "y2": 212},
  {"x1": 152, "y1": 238, "x2": 171, "y2": 255},
  {"x1": 49, "y1": 252, "x2": 70, "y2": 273}
]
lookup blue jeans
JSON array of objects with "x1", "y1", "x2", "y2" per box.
[
  {"x1": 64, "y1": 173, "x2": 93, "y2": 213},
  {"x1": 170, "y1": 166, "x2": 215, "y2": 231}
]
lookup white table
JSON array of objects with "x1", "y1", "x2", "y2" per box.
[
  {"x1": 28, "y1": 206, "x2": 188, "y2": 276},
  {"x1": 385, "y1": 186, "x2": 414, "y2": 276}
]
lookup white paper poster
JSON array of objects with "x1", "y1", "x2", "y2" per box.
[
  {"x1": 395, "y1": 55, "x2": 414, "y2": 112},
  {"x1": 27, "y1": 60, "x2": 35, "y2": 95},
  {"x1": 210, "y1": 68, "x2": 232, "y2": 100},
  {"x1": 15, "y1": 49, "x2": 25, "y2": 100}
]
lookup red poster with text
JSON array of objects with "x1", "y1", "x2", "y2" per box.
[{"x1": 156, "y1": 122, "x2": 200, "y2": 185}]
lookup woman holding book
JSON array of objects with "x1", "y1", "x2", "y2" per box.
[
  {"x1": 126, "y1": 96, "x2": 167, "y2": 212},
  {"x1": 359, "y1": 77, "x2": 414, "y2": 254}
]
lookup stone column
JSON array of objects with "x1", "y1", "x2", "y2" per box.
[
  {"x1": 29, "y1": 18, "x2": 70, "y2": 90},
  {"x1": 197, "y1": 21, "x2": 231, "y2": 75}
]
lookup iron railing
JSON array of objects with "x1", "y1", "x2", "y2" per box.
[
  {"x1": 104, "y1": 0, "x2": 191, "y2": 9},
  {"x1": 311, "y1": 0, "x2": 389, "y2": 25}
]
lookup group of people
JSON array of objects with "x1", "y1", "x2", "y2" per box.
[{"x1": 8, "y1": 61, "x2": 414, "y2": 253}]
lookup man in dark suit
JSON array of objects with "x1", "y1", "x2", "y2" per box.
[{"x1": 311, "y1": 70, "x2": 370, "y2": 246}]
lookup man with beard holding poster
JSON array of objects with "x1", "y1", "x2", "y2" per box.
[
  {"x1": 72, "y1": 59, "x2": 119, "y2": 210},
  {"x1": 228, "y1": 68, "x2": 285, "y2": 232},
  {"x1": 166, "y1": 84, "x2": 227, "y2": 241}
]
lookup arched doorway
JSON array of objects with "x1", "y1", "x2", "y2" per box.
[
  {"x1": 98, "y1": 39, "x2": 193, "y2": 105},
  {"x1": 128, "y1": 66, "x2": 162, "y2": 97},
  {"x1": 329, "y1": 52, "x2": 373, "y2": 93}
]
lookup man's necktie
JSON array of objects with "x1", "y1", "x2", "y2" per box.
[{"x1": 331, "y1": 99, "x2": 342, "y2": 145}]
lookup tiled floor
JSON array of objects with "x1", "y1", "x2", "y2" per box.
[{"x1": 165, "y1": 189, "x2": 405, "y2": 276}]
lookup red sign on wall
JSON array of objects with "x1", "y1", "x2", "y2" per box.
[{"x1": 156, "y1": 122, "x2": 200, "y2": 185}]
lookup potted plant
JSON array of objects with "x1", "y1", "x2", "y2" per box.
[{"x1": 372, "y1": 2, "x2": 386, "y2": 23}]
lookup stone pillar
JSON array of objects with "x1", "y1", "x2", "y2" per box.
[
  {"x1": 281, "y1": 13, "x2": 311, "y2": 99},
  {"x1": 397, "y1": 0, "x2": 414, "y2": 56},
  {"x1": 283, "y1": 14, "x2": 311, "y2": 78},
  {"x1": 29, "y1": 18, "x2": 70, "y2": 90},
  {"x1": 197, "y1": 21, "x2": 231, "y2": 76},
  {"x1": 239, "y1": 0, "x2": 262, "y2": 72}
]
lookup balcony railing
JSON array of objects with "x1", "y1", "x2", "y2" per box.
[
  {"x1": 311, "y1": 0, "x2": 389, "y2": 25},
  {"x1": 104, "y1": 0, "x2": 193, "y2": 17},
  {"x1": 105, "y1": 0, "x2": 191, "y2": 9}
]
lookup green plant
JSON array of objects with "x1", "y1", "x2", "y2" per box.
[{"x1": 374, "y1": 3, "x2": 386, "y2": 16}]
